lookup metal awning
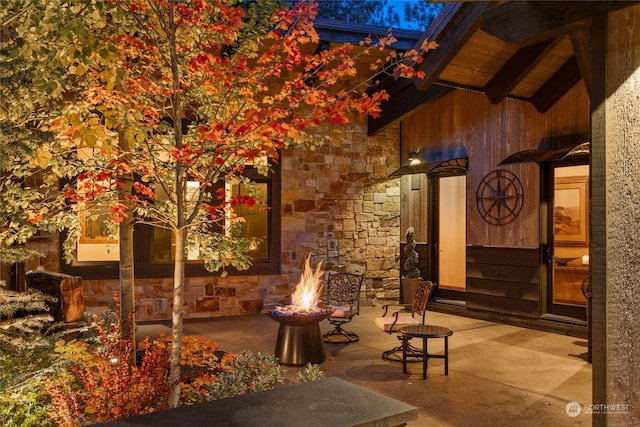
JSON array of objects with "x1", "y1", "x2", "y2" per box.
[
  {"x1": 389, "y1": 157, "x2": 468, "y2": 178},
  {"x1": 498, "y1": 142, "x2": 590, "y2": 166}
]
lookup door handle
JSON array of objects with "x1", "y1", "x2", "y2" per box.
[{"x1": 542, "y1": 244, "x2": 553, "y2": 265}]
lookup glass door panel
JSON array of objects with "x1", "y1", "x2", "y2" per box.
[
  {"x1": 437, "y1": 175, "x2": 466, "y2": 292},
  {"x1": 550, "y1": 165, "x2": 589, "y2": 318}
]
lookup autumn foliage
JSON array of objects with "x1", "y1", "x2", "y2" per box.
[
  {"x1": 51, "y1": 0, "x2": 434, "y2": 232},
  {"x1": 45, "y1": 312, "x2": 172, "y2": 425},
  {"x1": 45, "y1": 307, "x2": 234, "y2": 426},
  {"x1": 3, "y1": 0, "x2": 435, "y2": 412}
]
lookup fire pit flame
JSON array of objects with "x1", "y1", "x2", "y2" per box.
[{"x1": 276, "y1": 255, "x2": 325, "y2": 315}]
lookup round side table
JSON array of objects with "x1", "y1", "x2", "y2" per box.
[{"x1": 398, "y1": 325, "x2": 453, "y2": 380}]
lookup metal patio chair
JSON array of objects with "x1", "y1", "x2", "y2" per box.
[
  {"x1": 322, "y1": 272, "x2": 364, "y2": 343},
  {"x1": 374, "y1": 280, "x2": 437, "y2": 361}
]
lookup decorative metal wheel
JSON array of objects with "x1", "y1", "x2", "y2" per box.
[{"x1": 476, "y1": 169, "x2": 524, "y2": 225}]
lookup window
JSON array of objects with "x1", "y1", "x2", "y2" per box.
[
  {"x1": 149, "y1": 180, "x2": 202, "y2": 263},
  {"x1": 73, "y1": 147, "x2": 120, "y2": 264},
  {"x1": 76, "y1": 201, "x2": 120, "y2": 262},
  {"x1": 230, "y1": 180, "x2": 269, "y2": 260},
  {"x1": 61, "y1": 166, "x2": 280, "y2": 279}
]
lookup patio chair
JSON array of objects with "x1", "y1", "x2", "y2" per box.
[
  {"x1": 322, "y1": 272, "x2": 364, "y2": 343},
  {"x1": 374, "y1": 280, "x2": 437, "y2": 362}
]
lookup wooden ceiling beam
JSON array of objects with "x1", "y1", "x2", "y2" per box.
[
  {"x1": 480, "y1": 1, "x2": 638, "y2": 46},
  {"x1": 530, "y1": 56, "x2": 581, "y2": 113},
  {"x1": 367, "y1": 83, "x2": 452, "y2": 136},
  {"x1": 412, "y1": 2, "x2": 491, "y2": 91},
  {"x1": 570, "y1": 25, "x2": 593, "y2": 98},
  {"x1": 483, "y1": 38, "x2": 560, "y2": 104},
  {"x1": 365, "y1": 2, "x2": 488, "y2": 134}
]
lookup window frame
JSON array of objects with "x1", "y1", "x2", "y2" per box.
[{"x1": 60, "y1": 165, "x2": 281, "y2": 279}]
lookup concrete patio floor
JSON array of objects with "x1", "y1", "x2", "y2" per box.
[{"x1": 140, "y1": 307, "x2": 592, "y2": 426}]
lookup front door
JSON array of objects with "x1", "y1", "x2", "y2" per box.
[
  {"x1": 432, "y1": 174, "x2": 466, "y2": 300},
  {"x1": 546, "y1": 163, "x2": 589, "y2": 320}
]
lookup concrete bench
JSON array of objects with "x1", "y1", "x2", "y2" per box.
[{"x1": 91, "y1": 376, "x2": 417, "y2": 427}]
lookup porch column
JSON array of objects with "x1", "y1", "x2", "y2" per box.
[{"x1": 591, "y1": 6, "x2": 640, "y2": 426}]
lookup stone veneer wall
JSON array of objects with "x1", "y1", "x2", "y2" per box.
[
  {"x1": 280, "y1": 120, "x2": 402, "y2": 305},
  {"x1": 23, "y1": 119, "x2": 402, "y2": 321}
]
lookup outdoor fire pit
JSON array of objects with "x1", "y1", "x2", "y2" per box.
[
  {"x1": 266, "y1": 306, "x2": 334, "y2": 366},
  {"x1": 266, "y1": 256, "x2": 333, "y2": 366}
]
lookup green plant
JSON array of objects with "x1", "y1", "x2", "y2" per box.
[
  {"x1": 0, "y1": 286, "x2": 98, "y2": 427},
  {"x1": 295, "y1": 363, "x2": 325, "y2": 383},
  {"x1": 0, "y1": 317, "x2": 74, "y2": 427},
  {"x1": 46, "y1": 310, "x2": 174, "y2": 426},
  {"x1": 207, "y1": 350, "x2": 285, "y2": 401},
  {"x1": 0, "y1": 344, "x2": 60, "y2": 427},
  {"x1": 0, "y1": 288, "x2": 56, "y2": 349},
  {"x1": 2, "y1": 302, "x2": 295, "y2": 426},
  {"x1": 45, "y1": 305, "x2": 237, "y2": 424},
  {"x1": 0, "y1": 383, "x2": 56, "y2": 427}
]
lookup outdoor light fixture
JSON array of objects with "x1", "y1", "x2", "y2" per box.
[
  {"x1": 389, "y1": 145, "x2": 469, "y2": 178},
  {"x1": 408, "y1": 150, "x2": 421, "y2": 166}
]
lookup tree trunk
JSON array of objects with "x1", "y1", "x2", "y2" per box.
[
  {"x1": 168, "y1": 227, "x2": 186, "y2": 407},
  {"x1": 119, "y1": 187, "x2": 136, "y2": 364},
  {"x1": 118, "y1": 130, "x2": 137, "y2": 365},
  {"x1": 168, "y1": 1, "x2": 185, "y2": 408}
]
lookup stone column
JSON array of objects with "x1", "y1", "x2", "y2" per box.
[{"x1": 591, "y1": 6, "x2": 640, "y2": 426}]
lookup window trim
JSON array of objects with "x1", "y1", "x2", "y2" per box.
[{"x1": 60, "y1": 165, "x2": 281, "y2": 279}]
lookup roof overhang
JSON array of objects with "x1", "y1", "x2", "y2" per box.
[{"x1": 367, "y1": 1, "x2": 640, "y2": 136}]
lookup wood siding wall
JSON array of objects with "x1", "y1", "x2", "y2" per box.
[
  {"x1": 467, "y1": 246, "x2": 540, "y2": 318},
  {"x1": 400, "y1": 83, "x2": 590, "y2": 249},
  {"x1": 399, "y1": 174, "x2": 428, "y2": 243},
  {"x1": 399, "y1": 84, "x2": 589, "y2": 317}
]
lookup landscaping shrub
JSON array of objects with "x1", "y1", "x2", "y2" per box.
[
  {"x1": 295, "y1": 363, "x2": 325, "y2": 383},
  {"x1": 0, "y1": 347, "x2": 57, "y2": 427},
  {"x1": 1, "y1": 291, "x2": 322, "y2": 426},
  {"x1": 207, "y1": 350, "x2": 286, "y2": 401}
]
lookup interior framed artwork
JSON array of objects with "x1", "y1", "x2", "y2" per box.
[{"x1": 553, "y1": 176, "x2": 588, "y2": 245}]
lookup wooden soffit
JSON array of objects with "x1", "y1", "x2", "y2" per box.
[
  {"x1": 368, "y1": 2, "x2": 489, "y2": 135},
  {"x1": 368, "y1": 1, "x2": 640, "y2": 136},
  {"x1": 479, "y1": 1, "x2": 636, "y2": 46}
]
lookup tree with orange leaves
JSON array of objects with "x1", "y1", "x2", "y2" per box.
[{"x1": 3, "y1": 0, "x2": 434, "y2": 407}]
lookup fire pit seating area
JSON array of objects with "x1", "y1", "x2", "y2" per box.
[
  {"x1": 374, "y1": 280, "x2": 437, "y2": 362},
  {"x1": 321, "y1": 272, "x2": 364, "y2": 344}
]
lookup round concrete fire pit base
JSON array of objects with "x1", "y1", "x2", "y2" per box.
[
  {"x1": 274, "y1": 322, "x2": 326, "y2": 366},
  {"x1": 265, "y1": 307, "x2": 334, "y2": 367}
]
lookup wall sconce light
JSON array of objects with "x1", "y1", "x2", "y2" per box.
[{"x1": 408, "y1": 150, "x2": 421, "y2": 166}]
